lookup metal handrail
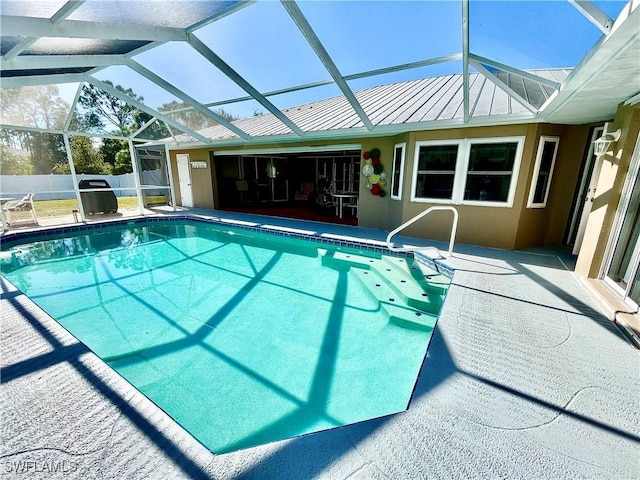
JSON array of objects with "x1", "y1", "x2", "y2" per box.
[{"x1": 386, "y1": 206, "x2": 459, "y2": 257}]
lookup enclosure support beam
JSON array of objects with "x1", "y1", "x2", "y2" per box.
[
  {"x1": 282, "y1": 0, "x2": 374, "y2": 131},
  {"x1": 164, "y1": 144, "x2": 178, "y2": 212},
  {"x1": 1, "y1": 16, "x2": 186, "y2": 42},
  {"x1": 187, "y1": 33, "x2": 305, "y2": 137},
  {"x1": 126, "y1": 59, "x2": 252, "y2": 141},
  {"x1": 63, "y1": 133, "x2": 87, "y2": 222},
  {"x1": 462, "y1": 0, "x2": 470, "y2": 123},
  {"x1": 567, "y1": 0, "x2": 613, "y2": 35},
  {"x1": 86, "y1": 77, "x2": 213, "y2": 144},
  {"x1": 470, "y1": 59, "x2": 539, "y2": 115},
  {"x1": 63, "y1": 82, "x2": 84, "y2": 132},
  {"x1": 128, "y1": 140, "x2": 146, "y2": 215},
  {"x1": 2, "y1": 1, "x2": 85, "y2": 61},
  {"x1": 469, "y1": 53, "x2": 561, "y2": 90}
]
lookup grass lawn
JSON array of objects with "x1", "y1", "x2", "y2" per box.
[{"x1": 33, "y1": 196, "x2": 166, "y2": 217}]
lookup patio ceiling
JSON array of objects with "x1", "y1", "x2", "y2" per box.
[{"x1": 1, "y1": 0, "x2": 639, "y2": 147}]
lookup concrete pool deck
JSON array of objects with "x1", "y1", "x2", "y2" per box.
[{"x1": 1, "y1": 210, "x2": 639, "y2": 479}]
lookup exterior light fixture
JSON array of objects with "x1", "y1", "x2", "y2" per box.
[{"x1": 593, "y1": 122, "x2": 622, "y2": 156}]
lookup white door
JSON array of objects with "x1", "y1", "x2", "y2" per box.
[
  {"x1": 176, "y1": 154, "x2": 193, "y2": 207},
  {"x1": 571, "y1": 126, "x2": 605, "y2": 254}
]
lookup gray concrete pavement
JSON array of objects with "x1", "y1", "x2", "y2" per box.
[{"x1": 1, "y1": 211, "x2": 638, "y2": 479}]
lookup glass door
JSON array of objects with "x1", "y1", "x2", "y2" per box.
[{"x1": 604, "y1": 133, "x2": 640, "y2": 308}]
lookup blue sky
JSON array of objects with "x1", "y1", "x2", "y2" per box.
[{"x1": 61, "y1": 0, "x2": 627, "y2": 122}]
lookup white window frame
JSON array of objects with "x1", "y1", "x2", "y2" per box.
[
  {"x1": 391, "y1": 142, "x2": 406, "y2": 200},
  {"x1": 527, "y1": 136, "x2": 560, "y2": 208},
  {"x1": 410, "y1": 139, "x2": 465, "y2": 204},
  {"x1": 410, "y1": 136, "x2": 525, "y2": 207}
]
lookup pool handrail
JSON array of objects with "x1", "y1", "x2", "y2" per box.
[{"x1": 386, "y1": 206, "x2": 458, "y2": 257}]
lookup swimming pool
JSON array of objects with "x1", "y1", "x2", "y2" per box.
[{"x1": 0, "y1": 219, "x2": 450, "y2": 453}]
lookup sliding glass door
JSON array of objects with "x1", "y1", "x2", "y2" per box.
[{"x1": 605, "y1": 133, "x2": 640, "y2": 308}]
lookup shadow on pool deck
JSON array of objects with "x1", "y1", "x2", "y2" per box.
[{"x1": 1, "y1": 211, "x2": 639, "y2": 479}]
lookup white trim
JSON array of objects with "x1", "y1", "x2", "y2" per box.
[
  {"x1": 391, "y1": 142, "x2": 406, "y2": 201},
  {"x1": 601, "y1": 131, "x2": 640, "y2": 284},
  {"x1": 624, "y1": 91, "x2": 640, "y2": 106},
  {"x1": 462, "y1": 136, "x2": 525, "y2": 207},
  {"x1": 410, "y1": 136, "x2": 525, "y2": 207},
  {"x1": 527, "y1": 136, "x2": 560, "y2": 208},
  {"x1": 213, "y1": 144, "x2": 361, "y2": 156},
  {"x1": 410, "y1": 139, "x2": 464, "y2": 203}
]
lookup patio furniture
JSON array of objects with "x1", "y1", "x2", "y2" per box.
[
  {"x1": 3, "y1": 193, "x2": 38, "y2": 225},
  {"x1": 294, "y1": 181, "x2": 314, "y2": 201}
]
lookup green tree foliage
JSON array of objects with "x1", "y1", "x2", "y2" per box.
[
  {"x1": 112, "y1": 149, "x2": 133, "y2": 175},
  {"x1": 0, "y1": 86, "x2": 70, "y2": 174},
  {"x1": 0, "y1": 85, "x2": 69, "y2": 130},
  {"x1": 158, "y1": 101, "x2": 238, "y2": 131},
  {"x1": 52, "y1": 136, "x2": 111, "y2": 175},
  {"x1": 0, "y1": 145, "x2": 33, "y2": 175},
  {"x1": 76, "y1": 81, "x2": 143, "y2": 135},
  {"x1": 31, "y1": 133, "x2": 67, "y2": 174},
  {"x1": 100, "y1": 138, "x2": 126, "y2": 167},
  {"x1": 75, "y1": 82, "x2": 171, "y2": 174}
]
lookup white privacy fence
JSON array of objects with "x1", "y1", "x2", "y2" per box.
[{"x1": 0, "y1": 171, "x2": 167, "y2": 200}]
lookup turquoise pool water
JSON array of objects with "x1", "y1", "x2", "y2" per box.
[{"x1": 1, "y1": 221, "x2": 449, "y2": 453}]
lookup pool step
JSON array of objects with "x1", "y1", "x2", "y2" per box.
[
  {"x1": 322, "y1": 250, "x2": 445, "y2": 314},
  {"x1": 352, "y1": 269, "x2": 438, "y2": 331},
  {"x1": 381, "y1": 256, "x2": 450, "y2": 293}
]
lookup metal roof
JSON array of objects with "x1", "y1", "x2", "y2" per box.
[
  {"x1": 174, "y1": 69, "x2": 572, "y2": 144},
  {"x1": 1, "y1": 1, "x2": 639, "y2": 148}
]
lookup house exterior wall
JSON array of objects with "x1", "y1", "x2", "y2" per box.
[
  {"x1": 169, "y1": 121, "x2": 594, "y2": 250},
  {"x1": 542, "y1": 123, "x2": 598, "y2": 247},
  {"x1": 575, "y1": 103, "x2": 640, "y2": 278},
  {"x1": 169, "y1": 149, "x2": 216, "y2": 209}
]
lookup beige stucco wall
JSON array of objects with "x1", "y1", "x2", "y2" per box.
[
  {"x1": 512, "y1": 123, "x2": 595, "y2": 249},
  {"x1": 396, "y1": 124, "x2": 535, "y2": 250},
  {"x1": 542, "y1": 123, "x2": 598, "y2": 247},
  {"x1": 575, "y1": 103, "x2": 640, "y2": 278},
  {"x1": 357, "y1": 137, "x2": 402, "y2": 231},
  {"x1": 169, "y1": 149, "x2": 216, "y2": 209},
  {"x1": 168, "y1": 120, "x2": 600, "y2": 250}
]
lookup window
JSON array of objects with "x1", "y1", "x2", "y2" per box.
[
  {"x1": 412, "y1": 141, "x2": 462, "y2": 202},
  {"x1": 411, "y1": 137, "x2": 524, "y2": 206},
  {"x1": 464, "y1": 142, "x2": 519, "y2": 203},
  {"x1": 391, "y1": 142, "x2": 406, "y2": 200},
  {"x1": 527, "y1": 136, "x2": 559, "y2": 208}
]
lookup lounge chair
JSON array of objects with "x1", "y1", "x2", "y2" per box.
[{"x1": 3, "y1": 193, "x2": 38, "y2": 225}]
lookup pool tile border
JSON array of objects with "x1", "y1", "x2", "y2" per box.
[{"x1": 0, "y1": 214, "x2": 455, "y2": 279}]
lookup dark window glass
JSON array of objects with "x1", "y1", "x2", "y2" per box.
[
  {"x1": 464, "y1": 142, "x2": 518, "y2": 202},
  {"x1": 464, "y1": 174, "x2": 512, "y2": 202},
  {"x1": 417, "y1": 145, "x2": 458, "y2": 171},
  {"x1": 415, "y1": 144, "x2": 458, "y2": 199},
  {"x1": 415, "y1": 174, "x2": 455, "y2": 199},
  {"x1": 392, "y1": 146, "x2": 403, "y2": 197},
  {"x1": 532, "y1": 140, "x2": 557, "y2": 204},
  {"x1": 467, "y1": 143, "x2": 517, "y2": 172}
]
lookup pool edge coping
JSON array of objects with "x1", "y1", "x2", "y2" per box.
[{"x1": 0, "y1": 213, "x2": 455, "y2": 279}]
